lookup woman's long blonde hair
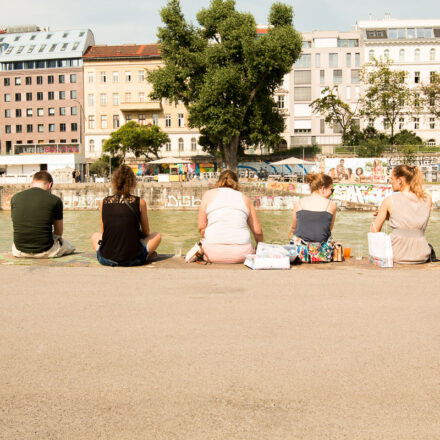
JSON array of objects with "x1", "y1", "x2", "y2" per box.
[
  {"x1": 216, "y1": 170, "x2": 239, "y2": 191},
  {"x1": 393, "y1": 164, "x2": 426, "y2": 200}
]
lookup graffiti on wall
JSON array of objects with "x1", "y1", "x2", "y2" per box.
[
  {"x1": 166, "y1": 195, "x2": 201, "y2": 208},
  {"x1": 62, "y1": 195, "x2": 104, "y2": 209},
  {"x1": 252, "y1": 195, "x2": 299, "y2": 210}
]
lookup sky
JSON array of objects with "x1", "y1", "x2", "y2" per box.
[{"x1": 2, "y1": 0, "x2": 440, "y2": 45}]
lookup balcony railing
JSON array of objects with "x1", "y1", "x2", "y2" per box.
[
  {"x1": 119, "y1": 101, "x2": 162, "y2": 112},
  {"x1": 11, "y1": 143, "x2": 80, "y2": 155}
]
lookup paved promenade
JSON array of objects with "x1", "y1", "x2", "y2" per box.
[{"x1": 1, "y1": 262, "x2": 440, "y2": 439}]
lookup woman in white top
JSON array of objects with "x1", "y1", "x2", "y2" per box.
[{"x1": 198, "y1": 170, "x2": 263, "y2": 263}]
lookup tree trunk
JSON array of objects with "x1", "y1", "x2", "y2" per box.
[{"x1": 223, "y1": 134, "x2": 240, "y2": 171}]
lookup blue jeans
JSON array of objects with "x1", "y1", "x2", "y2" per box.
[{"x1": 97, "y1": 242, "x2": 149, "y2": 267}]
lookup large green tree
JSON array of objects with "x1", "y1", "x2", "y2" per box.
[
  {"x1": 422, "y1": 71, "x2": 440, "y2": 119},
  {"x1": 360, "y1": 58, "x2": 416, "y2": 142},
  {"x1": 103, "y1": 121, "x2": 169, "y2": 162},
  {"x1": 148, "y1": 0, "x2": 302, "y2": 170},
  {"x1": 310, "y1": 87, "x2": 357, "y2": 145}
]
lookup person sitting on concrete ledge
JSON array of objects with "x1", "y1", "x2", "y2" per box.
[
  {"x1": 91, "y1": 165, "x2": 161, "y2": 267},
  {"x1": 198, "y1": 170, "x2": 263, "y2": 263},
  {"x1": 290, "y1": 173, "x2": 337, "y2": 263},
  {"x1": 11, "y1": 171, "x2": 75, "y2": 258}
]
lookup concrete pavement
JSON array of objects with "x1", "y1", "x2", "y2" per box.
[{"x1": 1, "y1": 265, "x2": 440, "y2": 439}]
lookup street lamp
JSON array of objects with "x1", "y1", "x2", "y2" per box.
[{"x1": 72, "y1": 99, "x2": 85, "y2": 179}]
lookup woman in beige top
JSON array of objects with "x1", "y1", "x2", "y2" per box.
[{"x1": 371, "y1": 164, "x2": 432, "y2": 264}]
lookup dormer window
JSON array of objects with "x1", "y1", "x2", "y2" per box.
[{"x1": 16, "y1": 46, "x2": 25, "y2": 54}]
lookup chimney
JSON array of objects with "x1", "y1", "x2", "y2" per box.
[{"x1": 384, "y1": 13, "x2": 391, "y2": 20}]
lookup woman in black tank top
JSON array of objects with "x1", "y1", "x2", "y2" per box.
[{"x1": 90, "y1": 165, "x2": 161, "y2": 266}]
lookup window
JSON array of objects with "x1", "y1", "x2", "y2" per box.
[
  {"x1": 399, "y1": 117, "x2": 404, "y2": 130},
  {"x1": 25, "y1": 76, "x2": 32, "y2": 85},
  {"x1": 16, "y1": 46, "x2": 25, "y2": 54},
  {"x1": 165, "y1": 114, "x2": 171, "y2": 127},
  {"x1": 61, "y1": 43, "x2": 68, "y2": 51},
  {"x1": 138, "y1": 114, "x2": 146, "y2": 125},
  {"x1": 71, "y1": 106, "x2": 77, "y2": 115},
  {"x1": 407, "y1": 28, "x2": 415, "y2": 39},
  {"x1": 38, "y1": 124, "x2": 44, "y2": 133},
  {"x1": 389, "y1": 29, "x2": 397, "y2": 39},
  {"x1": 125, "y1": 92, "x2": 131, "y2": 102},
  {"x1": 5, "y1": 109, "x2": 11, "y2": 118},
  {"x1": 413, "y1": 117, "x2": 420, "y2": 130},
  {"x1": 333, "y1": 70, "x2": 342, "y2": 84},
  {"x1": 59, "y1": 74, "x2": 65, "y2": 84},
  {"x1": 71, "y1": 123, "x2": 78, "y2": 131},
  {"x1": 178, "y1": 138, "x2": 184, "y2": 152},
  {"x1": 16, "y1": 109, "x2": 22, "y2": 117},
  {"x1": 277, "y1": 95, "x2": 285, "y2": 109},
  {"x1": 355, "y1": 53, "x2": 360, "y2": 67},
  {"x1": 49, "y1": 123, "x2": 55, "y2": 132},
  {"x1": 138, "y1": 70, "x2": 145, "y2": 82},
  {"x1": 138, "y1": 92, "x2": 145, "y2": 102},
  {"x1": 398, "y1": 29, "x2": 406, "y2": 39},
  {"x1": 15, "y1": 77, "x2": 22, "y2": 85},
  {"x1": 100, "y1": 72, "x2": 107, "y2": 83},
  {"x1": 37, "y1": 92, "x2": 43, "y2": 101},
  {"x1": 430, "y1": 48, "x2": 436, "y2": 61},
  {"x1": 165, "y1": 142, "x2": 171, "y2": 152},
  {"x1": 415, "y1": 71, "x2": 420, "y2": 83},
  {"x1": 59, "y1": 91, "x2": 66, "y2": 100},
  {"x1": 59, "y1": 107, "x2": 66, "y2": 116},
  {"x1": 5, "y1": 125, "x2": 12, "y2": 134},
  {"x1": 38, "y1": 44, "x2": 46, "y2": 53},
  {"x1": 112, "y1": 71, "x2": 119, "y2": 83},
  {"x1": 191, "y1": 138, "x2": 197, "y2": 152},
  {"x1": 48, "y1": 108, "x2": 55, "y2": 116},
  {"x1": 355, "y1": 86, "x2": 360, "y2": 100},
  {"x1": 351, "y1": 69, "x2": 360, "y2": 84},
  {"x1": 110, "y1": 93, "x2": 119, "y2": 106},
  {"x1": 4, "y1": 78, "x2": 10, "y2": 86},
  {"x1": 48, "y1": 75, "x2": 54, "y2": 84},
  {"x1": 320, "y1": 70, "x2": 325, "y2": 84},
  {"x1": 4, "y1": 93, "x2": 11, "y2": 102},
  {"x1": 430, "y1": 71, "x2": 436, "y2": 83},
  {"x1": 100, "y1": 93, "x2": 107, "y2": 105},
  {"x1": 37, "y1": 108, "x2": 44, "y2": 116},
  {"x1": 125, "y1": 71, "x2": 132, "y2": 82},
  {"x1": 46, "y1": 34, "x2": 53, "y2": 39},
  {"x1": 294, "y1": 70, "x2": 311, "y2": 84},
  {"x1": 16, "y1": 125, "x2": 23, "y2": 133},
  {"x1": 88, "y1": 94, "x2": 94, "y2": 106},
  {"x1": 27, "y1": 45, "x2": 36, "y2": 53},
  {"x1": 101, "y1": 115, "x2": 107, "y2": 129},
  {"x1": 113, "y1": 115, "x2": 120, "y2": 129},
  {"x1": 399, "y1": 49, "x2": 405, "y2": 61},
  {"x1": 430, "y1": 117, "x2": 435, "y2": 129},
  {"x1": 315, "y1": 53, "x2": 320, "y2": 68},
  {"x1": 26, "y1": 124, "x2": 33, "y2": 133},
  {"x1": 369, "y1": 49, "x2": 375, "y2": 61},
  {"x1": 70, "y1": 74, "x2": 77, "y2": 83},
  {"x1": 26, "y1": 108, "x2": 33, "y2": 117},
  {"x1": 346, "y1": 53, "x2": 351, "y2": 67},
  {"x1": 178, "y1": 113, "x2": 184, "y2": 127},
  {"x1": 414, "y1": 92, "x2": 421, "y2": 107},
  {"x1": 329, "y1": 53, "x2": 338, "y2": 67},
  {"x1": 346, "y1": 86, "x2": 351, "y2": 100},
  {"x1": 89, "y1": 140, "x2": 95, "y2": 152},
  {"x1": 415, "y1": 48, "x2": 420, "y2": 62},
  {"x1": 5, "y1": 46, "x2": 14, "y2": 55},
  {"x1": 36, "y1": 76, "x2": 43, "y2": 85},
  {"x1": 152, "y1": 114, "x2": 159, "y2": 125},
  {"x1": 294, "y1": 87, "x2": 311, "y2": 101},
  {"x1": 15, "y1": 93, "x2": 21, "y2": 102},
  {"x1": 88, "y1": 72, "x2": 94, "y2": 83},
  {"x1": 126, "y1": 115, "x2": 132, "y2": 121},
  {"x1": 26, "y1": 92, "x2": 32, "y2": 101},
  {"x1": 60, "y1": 123, "x2": 66, "y2": 132},
  {"x1": 49, "y1": 44, "x2": 57, "y2": 52},
  {"x1": 294, "y1": 54, "x2": 311, "y2": 67},
  {"x1": 384, "y1": 49, "x2": 390, "y2": 60},
  {"x1": 70, "y1": 90, "x2": 77, "y2": 99},
  {"x1": 88, "y1": 115, "x2": 95, "y2": 129},
  {"x1": 320, "y1": 119, "x2": 325, "y2": 134}
]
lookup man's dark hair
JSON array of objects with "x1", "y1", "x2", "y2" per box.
[{"x1": 33, "y1": 171, "x2": 53, "y2": 185}]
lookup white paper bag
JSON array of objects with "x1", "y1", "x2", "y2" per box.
[
  {"x1": 244, "y1": 254, "x2": 290, "y2": 270},
  {"x1": 368, "y1": 232, "x2": 393, "y2": 268}
]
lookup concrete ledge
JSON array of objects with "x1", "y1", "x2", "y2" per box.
[{"x1": 1, "y1": 252, "x2": 439, "y2": 270}]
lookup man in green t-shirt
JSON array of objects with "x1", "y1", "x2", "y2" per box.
[{"x1": 11, "y1": 171, "x2": 75, "y2": 258}]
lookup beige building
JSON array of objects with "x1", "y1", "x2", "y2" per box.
[{"x1": 82, "y1": 45, "x2": 207, "y2": 161}]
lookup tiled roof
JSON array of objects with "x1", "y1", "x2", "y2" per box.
[{"x1": 83, "y1": 44, "x2": 161, "y2": 59}]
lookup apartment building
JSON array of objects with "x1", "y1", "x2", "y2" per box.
[
  {"x1": 357, "y1": 17, "x2": 440, "y2": 145},
  {"x1": 0, "y1": 27, "x2": 93, "y2": 155},
  {"x1": 289, "y1": 30, "x2": 363, "y2": 151},
  {"x1": 82, "y1": 45, "x2": 206, "y2": 161}
]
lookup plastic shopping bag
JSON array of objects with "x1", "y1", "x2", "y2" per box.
[
  {"x1": 244, "y1": 242, "x2": 294, "y2": 270},
  {"x1": 368, "y1": 232, "x2": 393, "y2": 268}
]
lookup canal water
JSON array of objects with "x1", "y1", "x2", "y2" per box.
[{"x1": 1, "y1": 210, "x2": 440, "y2": 256}]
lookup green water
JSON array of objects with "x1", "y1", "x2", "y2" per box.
[{"x1": 1, "y1": 210, "x2": 440, "y2": 255}]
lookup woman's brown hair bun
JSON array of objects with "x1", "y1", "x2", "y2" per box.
[
  {"x1": 306, "y1": 172, "x2": 333, "y2": 192},
  {"x1": 216, "y1": 170, "x2": 240, "y2": 191}
]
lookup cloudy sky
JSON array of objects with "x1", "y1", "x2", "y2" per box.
[{"x1": 3, "y1": 0, "x2": 440, "y2": 45}]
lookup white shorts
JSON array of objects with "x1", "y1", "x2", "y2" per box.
[{"x1": 12, "y1": 235, "x2": 75, "y2": 258}]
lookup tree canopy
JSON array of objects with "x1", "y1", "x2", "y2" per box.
[
  {"x1": 148, "y1": 0, "x2": 302, "y2": 170},
  {"x1": 103, "y1": 121, "x2": 169, "y2": 162},
  {"x1": 422, "y1": 71, "x2": 440, "y2": 119}
]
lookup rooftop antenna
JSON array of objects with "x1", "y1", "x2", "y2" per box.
[{"x1": 369, "y1": 13, "x2": 373, "y2": 21}]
